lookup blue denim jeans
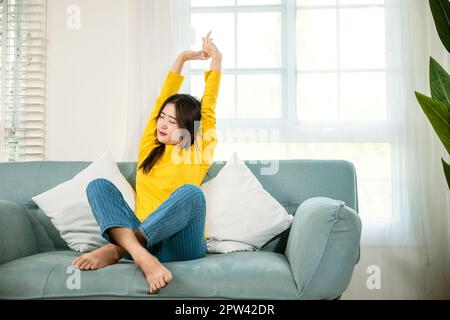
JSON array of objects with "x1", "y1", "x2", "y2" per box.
[{"x1": 85, "y1": 178, "x2": 207, "y2": 263}]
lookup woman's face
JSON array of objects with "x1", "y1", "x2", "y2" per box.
[{"x1": 156, "y1": 103, "x2": 181, "y2": 145}]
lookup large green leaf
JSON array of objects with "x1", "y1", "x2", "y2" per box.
[
  {"x1": 442, "y1": 158, "x2": 450, "y2": 189},
  {"x1": 430, "y1": 56, "x2": 450, "y2": 104},
  {"x1": 415, "y1": 91, "x2": 450, "y2": 154},
  {"x1": 429, "y1": 0, "x2": 450, "y2": 52}
]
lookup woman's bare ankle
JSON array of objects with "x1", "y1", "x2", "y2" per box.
[
  {"x1": 128, "y1": 244, "x2": 148, "y2": 260},
  {"x1": 133, "y1": 247, "x2": 158, "y2": 265},
  {"x1": 106, "y1": 243, "x2": 127, "y2": 261},
  {"x1": 134, "y1": 229, "x2": 147, "y2": 247}
]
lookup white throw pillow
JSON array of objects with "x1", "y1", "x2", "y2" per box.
[
  {"x1": 201, "y1": 152, "x2": 294, "y2": 253},
  {"x1": 32, "y1": 151, "x2": 136, "y2": 252}
]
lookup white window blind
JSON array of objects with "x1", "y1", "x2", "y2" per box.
[{"x1": 0, "y1": 0, "x2": 47, "y2": 161}]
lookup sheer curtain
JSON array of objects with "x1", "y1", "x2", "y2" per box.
[
  {"x1": 122, "y1": 0, "x2": 191, "y2": 162},
  {"x1": 343, "y1": 0, "x2": 450, "y2": 299},
  {"x1": 122, "y1": 0, "x2": 449, "y2": 299}
]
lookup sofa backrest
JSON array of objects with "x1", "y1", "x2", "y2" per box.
[{"x1": 0, "y1": 159, "x2": 359, "y2": 253}]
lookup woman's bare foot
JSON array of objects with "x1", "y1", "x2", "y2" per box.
[
  {"x1": 134, "y1": 248, "x2": 173, "y2": 293},
  {"x1": 72, "y1": 243, "x2": 125, "y2": 270},
  {"x1": 72, "y1": 230, "x2": 146, "y2": 270}
]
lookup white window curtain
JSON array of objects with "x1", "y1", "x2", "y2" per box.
[
  {"x1": 123, "y1": 0, "x2": 191, "y2": 161},
  {"x1": 124, "y1": 0, "x2": 450, "y2": 299},
  {"x1": 0, "y1": 0, "x2": 47, "y2": 162},
  {"x1": 343, "y1": 0, "x2": 450, "y2": 299}
]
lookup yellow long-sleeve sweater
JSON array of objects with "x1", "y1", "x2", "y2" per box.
[{"x1": 135, "y1": 70, "x2": 221, "y2": 241}]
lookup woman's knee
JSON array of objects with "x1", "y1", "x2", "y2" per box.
[
  {"x1": 178, "y1": 184, "x2": 205, "y2": 202},
  {"x1": 86, "y1": 178, "x2": 115, "y2": 197}
]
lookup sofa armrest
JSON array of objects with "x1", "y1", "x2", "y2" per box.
[
  {"x1": 285, "y1": 197, "x2": 362, "y2": 299},
  {"x1": 0, "y1": 200, "x2": 38, "y2": 265}
]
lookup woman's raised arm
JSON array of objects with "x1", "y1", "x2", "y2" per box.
[
  {"x1": 138, "y1": 53, "x2": 188, "y2": 164},
  {"x1": 138, "y1": 39, "x2": 215, "y2": 164},
  {"x1": 195, "y1": 32, "x2": 222, "y2": 169}
]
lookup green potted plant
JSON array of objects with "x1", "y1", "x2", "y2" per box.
[{"x1": 415, "y1": 0, "x2": 450, "y2": 189}]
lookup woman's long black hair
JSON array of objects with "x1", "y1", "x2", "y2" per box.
[{"x1": 138, "y1": 93, "x2": 202, "y2": 175}]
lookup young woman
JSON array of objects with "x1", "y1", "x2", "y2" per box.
[{"x1": 72, "y1": 32, "x2": 222, "y2": 294}]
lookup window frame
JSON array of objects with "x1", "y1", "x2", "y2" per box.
[{"x1": 188, "y1": 0, "x2": 388, "y2": 135}]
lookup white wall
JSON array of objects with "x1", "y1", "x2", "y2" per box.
[{"x1": 46, "y1": 0, "x2": 129, "y2": 161}]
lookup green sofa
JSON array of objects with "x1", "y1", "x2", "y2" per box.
[{"x1": 0, "y1": 159, "x2": 361, "y2": 300}]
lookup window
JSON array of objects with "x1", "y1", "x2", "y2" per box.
[
  {"x1": 297, "y1": 0, "x2": 386, "y2": 121},
  {"x1": 0, "y1": 0, "x2": 47, "y2": 162},
  {"x1": 189, "y1": 0, "x2": 391, "y2": 221},
  {"x1": 190, "y1": 0, "x2": 286, "y2": 124}
]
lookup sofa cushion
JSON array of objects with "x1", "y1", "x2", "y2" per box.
[
  {"x1": 0, "y1": 200, "x2": 38, "y2": 265},
  {"x1": 20, "y1": 205, "x2": 56, "y2": 252},
  {"x1": 201, "y1": 152, "x2": 294, "y2": 253},
  {"x1": 0, "y1": 250, "x2": 298, "y2": 299},
  {"x1": 31, "y1": 151, "x2": 136, "y2": 253},
  {"x1": 31, "y1": 206, "x2": 69, "y2": 250}
]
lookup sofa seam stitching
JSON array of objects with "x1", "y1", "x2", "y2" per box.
[
  {"x1": 125, "y1": 265, "x2": 140, "y2": 295},
  {"x1": 41, "y1": 263, "x2": 59, "y2": 298}
]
